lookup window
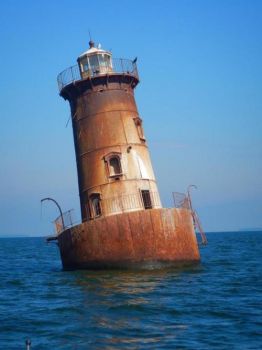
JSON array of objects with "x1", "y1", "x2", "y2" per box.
[
  {"x1": 97, "y1": 53, "x2": 112, "y2": 74},
  {"x1": 109, "y1": 157, "x2": 121, "y2": 176},
  {"x1": 88, "y1": 55, "x2": 100, "y2": 73},
  {"x1": 81, "y1": 57, "x2": 89, "y2": 72},
  {"x1": 89, "y1": 193, "x2": 102, "y2": 218},
  {"x1": 85, "y1": 202, "x2": 92, "y2": 220},
  {"x1": 98, "y1": 54, "x2": 111, "y2": 68},
  {"x1": 133, "y1": 117, "x2": 146, "y2": 142},
  {"x1": 104, "y1": 152, "x2": 123, "y2": 178},
  {"x1": 141, "y1": 190, "x2": 152, "y2": 209}
]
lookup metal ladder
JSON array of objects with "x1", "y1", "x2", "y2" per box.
[{"x1": 187, "y1": 185, "x2": 208, "y2": 245}]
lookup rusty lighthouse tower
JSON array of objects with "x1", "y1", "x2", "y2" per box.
[
  {"x1": 59, "y1": 40, "x2": 161, "y2": 222},
  {"x1": 54, "y1": 40, "x2": 202, "y2": 269}
]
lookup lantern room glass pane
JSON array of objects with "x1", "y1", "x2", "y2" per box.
[
  {"x1": 98, "y1": 54, "x2": 111, "y2": 68},
  {"x1": 81, "y1": 57, "x2": 89, "y2": 72},
  {"x1": 88, "y1": 55, "x2": 99, "y2": 72}
]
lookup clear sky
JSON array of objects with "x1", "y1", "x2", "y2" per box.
[{"x1": 0, "y1": 0, "x2": 261, "y2": 236}]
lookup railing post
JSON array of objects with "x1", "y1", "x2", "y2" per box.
[
  {"x1": 69, "y1": 210, "x2": 73, "y2": 226},
  {"x1": 70, "y1": 66, "x2": 74, "y2": 83}
]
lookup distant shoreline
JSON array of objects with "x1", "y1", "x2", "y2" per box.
[
  {"x1": 237, "y1": 228, "x2": 262, "y2": 232},
  {"x1": 0, "y1": 230, "x2": 261, "y2": 238}
]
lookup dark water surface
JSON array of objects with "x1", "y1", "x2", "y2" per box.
[{"x1": 0, "y1": 232, "x2": 261, "y2": 349}]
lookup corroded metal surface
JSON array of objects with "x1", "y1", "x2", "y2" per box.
[
  {"x1": 61, "y1": 72, "x2": 161, "y2": 221},
  {"x1": 55, "y1": 45, "x2": 201, "y2": 270},
  {"x1": 57, "y1": 208, "x2": 200, "y2": 269}
]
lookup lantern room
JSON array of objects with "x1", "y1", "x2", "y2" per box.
[{"x1": 77, "y1": 40, "x2": 112, "y2": 78}]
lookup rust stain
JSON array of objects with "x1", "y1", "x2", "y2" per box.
[{"x1": 58, "y1": 208, "x2": 200, "y2": 269}]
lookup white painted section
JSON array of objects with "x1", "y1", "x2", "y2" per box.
[
  {"x1": 131, "y1": 150, "x2": 149, "y2": 179},
  {"x1": 78, "y1": 46, "x2": 111, "y2": 58}
]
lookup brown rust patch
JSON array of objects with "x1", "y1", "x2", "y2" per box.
[{"x1": 58, "y1": 208, "x2": 200, "y2": 269}]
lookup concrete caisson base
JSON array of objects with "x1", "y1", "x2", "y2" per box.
[{"x1": 57, "y1": 208, "x2": 200, "y2": 270}]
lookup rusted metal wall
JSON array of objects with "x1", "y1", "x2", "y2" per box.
[
  {"x1": 58, "y1": 208, "x2": 200, "y2": 269},
  {"x1": 61, "y1": 75, "x2": 162, "y2": 221}
]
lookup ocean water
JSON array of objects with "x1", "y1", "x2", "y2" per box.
[{"x1": 0, "y1": 232, "x2": 261, "y2": 349}]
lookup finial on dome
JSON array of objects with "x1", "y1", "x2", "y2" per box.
[{"x1": 89, "y1": 40, "x2": 95, "y2": 48}]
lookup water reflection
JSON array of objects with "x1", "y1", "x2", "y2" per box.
[
  {"x1": 61, "y1": 267, "x2": 200, "y2": 349},
  {"x1": 2, "y1": 234, "x2": 261, "y2": 349},
  {"x1": 73, "y1": 268, "x2": 180, "y2": 294}
]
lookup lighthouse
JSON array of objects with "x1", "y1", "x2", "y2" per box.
[
  {"x1": 55, "y1": 40, "x2": 201, "y2": 269},
  {"x1": 59, "y1": 40, "x2": 161, "y2": 222}
]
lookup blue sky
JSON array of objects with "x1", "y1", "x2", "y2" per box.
[{"x1": 0, "y1": 0, "x2": 261, "y2": 236}]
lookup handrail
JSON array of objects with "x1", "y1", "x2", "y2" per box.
[
  {"x1": 102, "y1": 191, "x2": 161, "y2": 215},
  {"x1": 173, "y1": 190, "x2": 208, "y2": 245},
  {"x1": 52, "y1": 191, "x2": 160, "y2": 234},
  {"x1": 53, "y1": 209, "x2": 76, "y2": 234},
  {"x1": 57, "y1": 58, "x2": 139, "y2": 92},
  {"x1": 41, "y1": 197, "x2": 65, "y2": 231}
]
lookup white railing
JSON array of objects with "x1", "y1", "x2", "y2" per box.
[{"x1": 57, "y1": 58, "x2": 139, "y2": 92}]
